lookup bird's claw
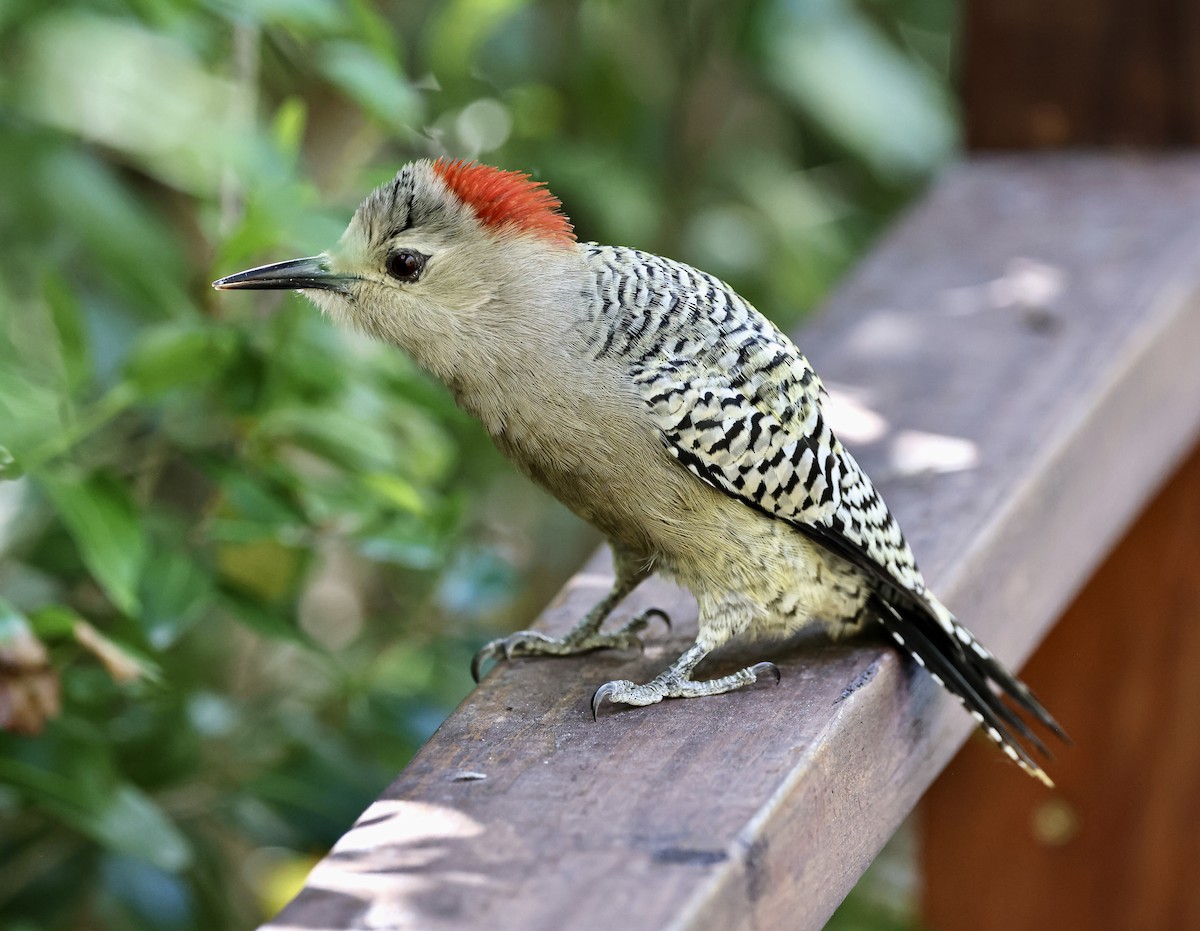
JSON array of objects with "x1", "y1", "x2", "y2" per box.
[
  {"x1": 591, "y1": 680, "x2": 632, "y2": 721},
  {"x1": 471, "y1": 631, "x2": 557, "y2": 681},
  {"x1": 470, "y1": 639, "x2": 505, "y2": 683},
  {"x1": 630, "y1": 607, "x2": 671, "y2": 632},
  {"x1": 751, "y1": 661, "x2": 781, "y2": 685}
]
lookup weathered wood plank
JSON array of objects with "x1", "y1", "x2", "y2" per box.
[{"x1": 262, "y1": 155, "x2": 1200, "y2": 931}]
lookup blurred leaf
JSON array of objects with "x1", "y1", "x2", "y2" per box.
[
  {"x1": 214, "y1": 468, "x2": 306, "y2": 529},
  {"x1": 22, "y1": 12, "x2": 237, "y2": 196},
  {"x1": 248, "y1": 847, "x2": 321, "y2": 918},
  {"x1": 215, "y1": 0, "x2": 343, "y2": 30},
  {"x1": 37, "y1": 472, "x2": 147, "y2": 616},
  {"x1": 43, "y1": 271, "x2": 91, "y2": 393},
  {"x1": 38, "y1": 149, "x2": 193, "y2": 314},
  {"x1": 138, "y1": 545, "x2": 214, "y2": 650},
  {"x1": 124, "y1": 321, "x2": 238, "y2": 396},
  {"x1": 363, "y1": 472, "x2": 426, "y2": 515},
  {"x1": 0, "y1": 367, "x2": 63, "y2": 465},
  {"x1": 84, "y1": 784, "x2": 193, "y2": 873},
  {"x1": 0, "y1": 724, "x2": 194, "y2": 874},
  {"x1": 428, "y1": 0, "x2": 530, "y2": 74},
  {"x1": 219, "y1": 589, "x2": 312, "y2": 645},
  {"x1": 343, "y1": 0, "x2": 404, "y2": 61},
  {"x1": 762, "y1": 0, "x2": 956, "y2": 178},
  {"x1": 216, "y1": 539, "x2": 303, "y2": 603},
  {"x1": 357, "y1": 526, "x2": 445, "y2": 570},
  {"x1": 255, "y1": 404, "x2": 405, "y2": 476},
  {"x1": 101, "y1": 854, "x2": 196, "y2": 931},
  {"x1": 317, "y1": 41, "x2": 420, "y2": 127},
  {"x1": 272, "y1": 97, "x2": 308, "y2": 166},
  {"x1": 29, "y1": 604, "x2": 82, "y2": 639}
]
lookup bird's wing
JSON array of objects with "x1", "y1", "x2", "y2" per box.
[{"x1": 629, "y1": 299, "x2": 927, "y2": 604}]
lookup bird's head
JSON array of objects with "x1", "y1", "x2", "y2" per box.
[{"x1": 213, "y1": 159, "x2": 577, "y2": 375}]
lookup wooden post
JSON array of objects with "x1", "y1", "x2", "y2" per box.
[
  {"x1": 922, "y1": 441, "x2": 1200, "y2": 929},
  {"x1": 963, "y1": 0, "x2": 1200, "y2": 148},
  {"x1": 922, "y1": 2, "x2": 1200, "y2": 926}
]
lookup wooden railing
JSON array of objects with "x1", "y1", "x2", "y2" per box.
[{"x1": 261, "y1": 155, "x2": 1200, "y2": 931}]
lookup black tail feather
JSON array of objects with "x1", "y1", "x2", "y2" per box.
[
  {"x1": 871, "y1": 593, "x2": 1067, "y2": 785},
  {"x1": 972, "y1": 648, "x2": 1070, "y2": 744}
]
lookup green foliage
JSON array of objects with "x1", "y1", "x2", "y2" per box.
[{"x1": 0, "y1": 0, "x2": 956, "y2": 927}]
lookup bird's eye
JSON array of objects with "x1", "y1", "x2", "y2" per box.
[{"x1": 386, "y1": 249, "x2": 426, "y2": 282}]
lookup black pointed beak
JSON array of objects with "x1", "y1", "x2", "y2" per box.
[{"x1": 212, "y1": 256, "x2": 349, "y2": 292}]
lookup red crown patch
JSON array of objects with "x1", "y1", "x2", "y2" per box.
[{"x1": 433, "y1": 159, "x2": 575, "y2": 243}]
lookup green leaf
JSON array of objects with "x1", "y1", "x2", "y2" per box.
[
  {"x1": 214, "y1": 468, "x2": 306, "y2": 528},
  {"x1": 218, "y1": 589, "x2": 314, "y2": 646},
  {"x1": 317, "y1": 42, "x2": 420, "y2": 127},
  {"x1": 223, "y1": 0, "x2": 344, "y2": 30},
  {"x1": 124, "y1": 322, "x2": 238, "y2": 396},
  {"x1": 28, "y1": 604, "x2": 79, "y2": 639},
  {"x1": 428, "y1": 0, "x2": 531, "y2": 74},
  {"x1": 37, "y1": 471, "x2": 146, "y2": 615},
  {"x1": 83, "y1": 784, "x2": 193, "y2": 873},
  {"x1": 215, "y1": 539, "x2": 303, "y2": 603},
  {"x1": 272, "y1": 97, "x2": 308, "y2": 166},
  {"x1": 42, "y1": 270, "x2": 91, "y2": 394},
  {"x1": 0, "y1": 368, "x2": 63, "y2": 464},
  {"x1": 138, "y1": 545, "x2": 214, "y2": 650},
  {"x1": 761, "y1": 2, "x2": 956, "y2": 178},
  {"x1": 0, "y1": 733, "x2": 188, "y2": 869},
  {"x1": 362, "y1": 472, "x2": 426, "y2": 514}
]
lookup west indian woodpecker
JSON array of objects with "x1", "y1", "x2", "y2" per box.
[{"x1": 215, "y1": 159, "x2": 1067, "y2": 784}]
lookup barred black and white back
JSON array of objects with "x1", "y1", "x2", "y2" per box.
[{"x1": 583, "y1": 244, "x2": 1066, "y2": 784}]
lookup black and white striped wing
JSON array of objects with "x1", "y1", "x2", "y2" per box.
[
  {"x1": 630, "y1": 314, "x2": 928, "y2": 606},
  {"x1": 633, "y1": 330, "x2": 845, "y2": 529}
]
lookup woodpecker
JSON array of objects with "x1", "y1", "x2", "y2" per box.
[{"x1": 215, "y1": 159, "x2": 1067, "y2": 784}]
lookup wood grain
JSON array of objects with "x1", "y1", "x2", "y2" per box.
[
  {"x1": 922, "y1": 439, "x2": 1200, "y2": 931},
  {"x1": 963, "y1": 0, "x2": 1200, "y2": 148},
  {"x1": 262, "y1": 156, "x2": 1200, "y2": 931}
]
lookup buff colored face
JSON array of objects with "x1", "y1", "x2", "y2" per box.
[{"x1": 212, "y1": 159, "x2": 574, "y2": 297}]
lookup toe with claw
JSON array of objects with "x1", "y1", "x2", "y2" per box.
[
  {"x1": 591, "y1": 658, "x2": 782, "y2": 719},
  {"x1": 471, "y1": 639, "x2": 506, "y2": 683},
  {"x1": 470, "y1": 608, "x2": 672, "y2": 683},
  {"x1": 628, "y1": 608, "x2": 670, "y2": 632},
  {"x1": 591, "y1": 680, "x2": 633, "y2": 720}
]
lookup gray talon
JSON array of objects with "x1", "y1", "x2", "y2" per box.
[
  {"x1": 471, "y1": 641, "x2": 503, "y2": 683},
  {"x1": 592, "y1": 682, "x2": 620, "y2": 720},
  {"x1": 752, "y1": 661, "x2": 782, "y2": 685},
  {"x1": 636, "y1": 608, "x2": 671, "y2": 631}
]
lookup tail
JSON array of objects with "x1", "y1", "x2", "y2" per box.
[{"x1": 871, "y1": 592, "x2": 1069, "y2": 787}]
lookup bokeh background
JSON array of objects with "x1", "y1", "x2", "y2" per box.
[{"x1": 0, "y1": 1, "x2": 956, "y2": 927}]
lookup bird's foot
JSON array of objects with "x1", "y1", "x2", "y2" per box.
[
  {"x1": 591, "y1": 661, "x2": 780, "y2": 719},
  {"x1": 471, "y1": 609, "x2": 671, "y2": 682}
]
